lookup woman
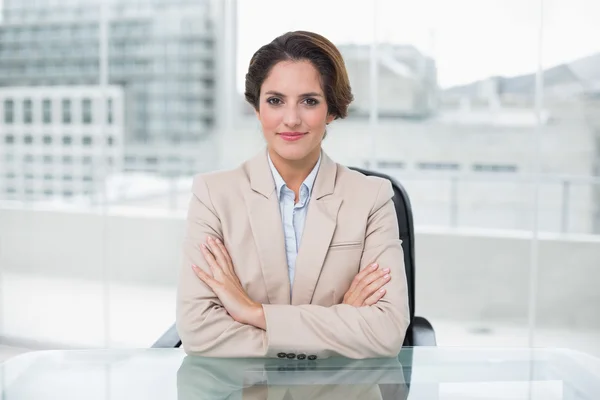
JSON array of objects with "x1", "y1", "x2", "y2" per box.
[{"x1": 176, "y1": 31, "x2": 409, "y2": 359}]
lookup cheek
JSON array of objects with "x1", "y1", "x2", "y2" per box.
[
  {"x1": 302, "y1": 107, "x2": 329, "y2": 127},
  {"x1": 258, "y1": 108, "x2": 281, "y2": 131}
]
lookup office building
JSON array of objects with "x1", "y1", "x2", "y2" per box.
[
  {"x1": 0, "y1": 0, "x2": 217, "y2": 176},
  {"x1": 0, "y1": 86, "x2": 124, "y2": 202},
  {"x1": 339, "y1": 44, "x2": 438, "y2": 119}
]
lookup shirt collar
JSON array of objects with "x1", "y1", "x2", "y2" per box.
[{"x1": 268, "y1": 152, "x2": 322, "y2": 201}]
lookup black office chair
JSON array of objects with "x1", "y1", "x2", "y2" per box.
[
  {"x1": 349, "y1": 167, "x2": 436, "y2": 347},
  {"x1": 152, "y1": 167, "x2": 436, "y2": 348}
]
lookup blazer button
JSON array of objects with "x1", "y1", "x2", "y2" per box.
[
  {"x1": 307, "y1": 355, "x2": 317, "y2": 360},
  {"x1": 286, "y1": 353, "x2": 296, "y2": 359},
  {"x1": 297, "y1": 354, "x2": 306, "y2": 360},
  {"x1": 277, "y1": 352, "x2": 287, "y2": 358}
]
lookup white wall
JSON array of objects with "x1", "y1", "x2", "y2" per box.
[{"x1": 1, "y1": 206, "x2": 599, "y2": 349}]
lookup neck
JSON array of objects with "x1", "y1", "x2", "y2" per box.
[{"x1": 268, "y1": 147, "x2": 321, "y2": 192}]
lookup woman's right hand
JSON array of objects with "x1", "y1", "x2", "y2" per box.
[{"x1": 342, "y1": 263, "x2": 391, "y2": 307}]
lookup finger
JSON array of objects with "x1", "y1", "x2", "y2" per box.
[
  {"x1": 348, "y1": 263, "x2": 379, "y2": 295},
  {"x1": 206, "y1": 237, "x2": 231, "y2": 276},
  {"x1": 352, "y1": 270, "x2": 390, "y2": 305},
  {"x1": 361, "y1": 273, "x2": 391, "y2": 302},
  {"x1": 358, "y1": 268, "x2": 390, "y2": 293},
  {"x1": 350, "y1": 268, "x2": 389, "y2": 304},
  {"x1": 200, "y1": 243, "x2": 223, "y2": 279},
  {"x1": 192, "y1": 264, "x2": 217, "y2": 289},
  {"x1": 363, "y1": 288, "x2": 386, "y2": 306},
  {"x1": 213, "y1": 237, "x2": 234, "y2": 273}
]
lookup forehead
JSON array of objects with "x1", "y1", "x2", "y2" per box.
[{"x1": 261, "y1": 60, "x2": 323, "y2": 95}]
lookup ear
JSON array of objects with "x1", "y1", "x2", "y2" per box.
[{"x1": 326, "y1": 114, "x2": 335, "y2": 124}]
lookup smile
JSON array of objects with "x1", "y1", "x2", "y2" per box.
[{"x1": 278, "y1": 132, "x2": 307, "y2": 141}]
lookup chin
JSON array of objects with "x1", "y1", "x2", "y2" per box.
[{"x1": 273, "y1": 145, "x2": 314, "y2": 162}]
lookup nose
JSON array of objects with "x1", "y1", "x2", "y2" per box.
[{"x1": 283, "y1": 105, "x2": 301, "y2": 128}]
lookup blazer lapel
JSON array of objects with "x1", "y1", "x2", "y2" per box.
[
  {"x1": 291, "y1": 152, "x2": 341, "y2": 305},
  {"x1": 244, "y1": 149, "x2": 291, "y2": 305}
]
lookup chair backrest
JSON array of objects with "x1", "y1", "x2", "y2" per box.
[{"x1": 349, "y1": 167, "x2": 416, "y2": 323}]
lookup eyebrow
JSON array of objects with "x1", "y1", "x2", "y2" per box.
[{"x1": 264, "y1": 91, "x2": 323, "y2": 98}]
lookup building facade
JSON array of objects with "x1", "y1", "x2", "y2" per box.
[
  {"x1": 0, "y1": 0, "x2": 217, "y2": 175},
  {"x1": 0, "y1": 86, "x2": 124, "y2": 203}
]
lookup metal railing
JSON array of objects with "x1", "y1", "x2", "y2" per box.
[{"x1": 379, "y1": 169, "x2": 600, "y2": 235}]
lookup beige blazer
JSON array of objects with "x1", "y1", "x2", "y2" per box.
[{"x1": 176, "y1": 148, "x2": 410, "y2": 359}]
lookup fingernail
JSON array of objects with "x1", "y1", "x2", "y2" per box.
[
  {"x1": 384, "y1": 274, "x2": 390, "y2": 280},
  {"x1": 215, "y1": 238, "x2": 221, "y2": 244},
  {"x1": 201, "y1": 243, "x2": 207, "y2": 249},
  {"x1": 191, "y1": 264, "x2": 198, "y2": 269},
  {"x1": 371, "y1": 264, "x2": 378, "y2": 270},
  {"x1": 207, "y1": 236, "x2": 213, "y2": 242},
  {"x1": 383, "y1": 268, "x2": 390, "y2": 273},
  {"x1": 380, "y1": 288, "x2": 386, "y2": 293}
]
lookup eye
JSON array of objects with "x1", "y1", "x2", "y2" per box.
[
  {"x1": 267, "y1": 97, "x2": 282, "y2": 106},
  {"x1": 303, "y1": 98, "x2": 319, "y2": 106}
]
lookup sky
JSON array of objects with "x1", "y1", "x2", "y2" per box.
[
  {"x1": 236, "y1": 0, "x2": 600, "y2": 89},
  {"x1": 0, "y1": 0, "x2": 598, "y2": 89}
]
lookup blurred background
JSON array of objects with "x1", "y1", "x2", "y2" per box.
[{"x1": 0, "y1": 0, "x2": 599, "y2": 360}]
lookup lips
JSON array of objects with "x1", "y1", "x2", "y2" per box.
[{"x1": 279, "y1": 132, "x2": 306, "y2": 141}]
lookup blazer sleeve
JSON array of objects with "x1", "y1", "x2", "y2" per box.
[
  {"x1": 176, "y1": 174, "x2": 268, "y2": 357},
  {"x1": 262, "y1": 179, "x2": 410, "y2": 359}
]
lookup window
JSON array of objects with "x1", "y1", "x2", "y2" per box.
[
  {"x1": 416, "y1": 162, "x2": 460, "y2": 171},
  {"x1": 43, "y1": 135, "x2": 52, "y2": 145},
  {"x1": 63, "y1": 190, "x2": 74, "y2": 197},
  {"x1": 82, "y1": 136, "x2": 92, "y2": 146},
  {"x1": 5, "y1": 134, "x2": 15, "y2": 144},
  {"x1": 63, "y1": 175, "x2": 73, "y2": 181},
  {"x1": 107, "y1": 98, "x2": 114, "y2": 124},
  {"x1": 62, "y1": 136, "x2": 72, "y2": 145},
  {"x1": 377, "y1": 160, "x2": 405, "y2": 169},
  {"x1": 83, "y1": 175, "x2": 93, "y2": 182},
  {"x1": 43, "y1": 174, "x2": 53, "y2": 180},
  {"x1": 107, "y1": 136, "x2": 114, "y2": 146},
  {"x1": 4, "y1": 100, "x2": 14, "y2": 124},
  {"x1": 24, "y1": 135, "x2": 33, "y2": 144},
  {"x1": 24, "y1": 154, "x2": 34, "y2": 163},
  {"x1": 472, "y1": 163, "x2": 518, "y2": 173},
  {"x1": 25, "y1": 174, "x2": 34, "y2": 180},
  {"x1": 43, "y1": 99, "x2": 52, "y2": 123},
  {"x1": 83, "y1": 156, "x2": 92, "y2": 165},
  {"x1": 62, "y1": 99, "x2": 72, "y2": 123},
  {"x1": 23, "y1": 99, "x2": 33, "y2": 124},
  {"x1": 62, "y1": 155, "x2": 73, "y2": 164},
  {"x1": 44, "y1": 189, "x2": 54, "y2": 196},
  {"x1": 82, "y1": 98, "x2": 92, "y2": 124},
  {"x1": 43, "y1": 155, "x2": 53, "y2": 164}
]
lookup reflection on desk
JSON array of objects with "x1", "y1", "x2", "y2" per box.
[
  {"x1": 176, "y1": 356, "x2": 409, "y2": 400},
  {"x1": 1, "y1": 347, "x2": 600, "y2": 399}
]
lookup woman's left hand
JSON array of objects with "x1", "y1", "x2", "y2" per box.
[{"x1": 192, "y1": 236, "x2": 266, "y2": 330}]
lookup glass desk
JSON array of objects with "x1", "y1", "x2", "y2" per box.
[{"x1": 1, "y1": 347, "x2": 599, "y2": 399}]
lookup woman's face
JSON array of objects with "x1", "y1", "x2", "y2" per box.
[{"x1": 256, "y1": 60, "x2": 335, "y2": 163}]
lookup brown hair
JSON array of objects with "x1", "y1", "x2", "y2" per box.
[{"x1": 244, "y1": 31, "x2": 353, "y2": 120}]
